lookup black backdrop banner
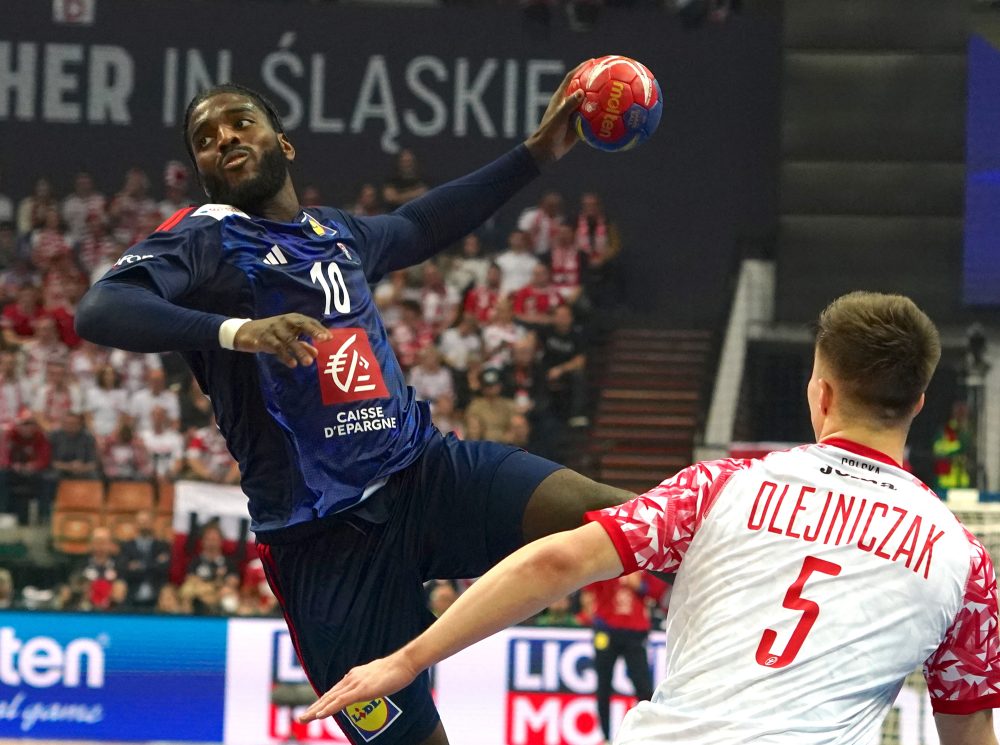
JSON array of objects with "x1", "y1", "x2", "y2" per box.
[{"x1": 2, "y1": 0, "x2": 781, "y2": 324}]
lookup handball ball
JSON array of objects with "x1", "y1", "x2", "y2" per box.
[{"x1": 568, "y1": 56, "x2": 662, "y2": 152}]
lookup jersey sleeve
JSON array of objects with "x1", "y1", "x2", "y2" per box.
[
  {"x1": 337, "y1": 145, "x2": 539, "y2": 283},
  {"x1": 98, "y1": 212, "x2": 222, "y2": 300},
  {"x1": 584, "y1": 458, "x2": 747, "y2": 574},
  {"x1": 76, "y1": 212, "x2": 230, "y2": 352},
  {"x1": 924, "y1": 531, "x2": 1000, "y2": 715}
]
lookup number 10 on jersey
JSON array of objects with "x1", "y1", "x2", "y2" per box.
[
  {"x1": 311, "y1": 261, "x2": 351, "y2": 315},
  {"x1": 756, "y1": 555, "x2": 842, "y2": 669}
]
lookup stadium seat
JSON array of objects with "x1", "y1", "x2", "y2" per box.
[
  {"x1": 106, "y1": 481, "x2": 155, "y2": 513},
  {"x1": 52, "y1": 511, "x2": 99, "y2": 555},
  {"x1": 54, "y1": 479, "x2": 104, "y2": 512},
  {"x1": 104, "y1": 512, "x2": 139, "y2": 543}
]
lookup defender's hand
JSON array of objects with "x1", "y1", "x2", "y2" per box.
[
  {"x1": 298, "y1": 654, "x2": 419, "y2": 723},
  {"x1": 233, "y1": 314, "x2": 330, "y2": 368},
  {"x1": 524, "y1": 60, "x2": 591, "y2": 166}
]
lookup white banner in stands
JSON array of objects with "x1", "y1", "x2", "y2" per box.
[{"x1": 173, "y1": 480, "x2": 252, "y2": 541}]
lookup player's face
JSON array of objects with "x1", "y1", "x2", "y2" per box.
[{"x1": 187, "y1": 93, "x2": 295, "y2": 211}]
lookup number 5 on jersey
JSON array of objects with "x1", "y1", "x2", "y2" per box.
[
  {"x1": 756, "y1": 556, "x2": 842, "y2": 669},
  {"x1": 311, "y1": 261, "x2": 351, "y2": 315}
]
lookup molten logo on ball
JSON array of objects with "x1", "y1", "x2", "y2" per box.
[
  {"x1": 599, "y1": 80, "x2": 627, "y2": 138},
  {"x1": 568, "y1": 55, "x2": 662, "y2": 153}
]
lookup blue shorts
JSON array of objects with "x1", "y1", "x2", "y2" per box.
[{"x1": 258, "y1": 431, "x2": 563, "y2": 744}]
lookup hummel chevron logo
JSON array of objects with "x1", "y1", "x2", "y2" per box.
[{"x1": 263, "y1": 246, "x2": 288, "y2": 266}]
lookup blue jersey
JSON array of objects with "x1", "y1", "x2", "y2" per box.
[{"x1": 79, "y1": 145, "x2": 540, "y2": 534}]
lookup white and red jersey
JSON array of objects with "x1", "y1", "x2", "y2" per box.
[
  {"x1": 544, "y1": 245, "x2": 586, "y2": 294},
  {"x1": 463, "y1": 285, "x2": 501, "y2": 324},
  {"x1": 586, "y1": 438, "x2": 1000, "y2": 745},
  {"x1": 512, "y1": 284, "x2": 563, "y2": 318}
]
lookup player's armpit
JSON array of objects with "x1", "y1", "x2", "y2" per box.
[{"x1": 935, "y1": 709, "x2": 999, "y2": 745}]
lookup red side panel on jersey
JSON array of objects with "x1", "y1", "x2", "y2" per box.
[
  {"x1": 925, "y1": 528, "x2": 1000, "y2": 714},
  {"x1": 155, "y1": 206, "x2": 195, "y2": 233}
]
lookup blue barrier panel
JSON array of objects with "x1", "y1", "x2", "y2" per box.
[
  {"x1": 0, "y1": 611, "x2": 226, "y2": 741},
  {"x1": 964, "y1": 34, "x2": 1000, "y2": 305}
]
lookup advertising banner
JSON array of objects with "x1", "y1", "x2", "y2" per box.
[
  {"x1": 503, "y1": 627, "x2": 667, "y2": 745},
  {"x1": 0, "y1": 611, "x2": 227, "y2": 741},
  {"x1": 223, "y1": 622, "x2": 665, "y2": 745},
  {"x1": 0, "y1": 613, "x2": 966, "y2": 744},
  {"x1": 225, "y1": 617, "x2": 352, "y2": 744}
]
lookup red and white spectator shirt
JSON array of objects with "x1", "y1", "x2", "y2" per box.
[
  {"x1": 463, "y1": 285, "x2": 500, "y2": 325},
  {"x1": 586, "y1": 439, "x2": 1000, "y2": 744},
  {"x1": 546, "y1": 245, "x2": 585, "y2": 294},
  {"x1": 512, "y1": 284, "x2": 563, "y2": 318}
]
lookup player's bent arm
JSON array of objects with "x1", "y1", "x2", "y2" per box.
[
  {"x1": 935, "y1": 710, "x2": 999, "y2": 745},
  {"x1": 78, "y1": 277, "x2": 329, "y2": 366},
  {"x1": 299, "y1": 521, "x2": 623, "y2": 722},
  {"x1": 76, "y1": 278, "x2": 229, "y2": 352}
]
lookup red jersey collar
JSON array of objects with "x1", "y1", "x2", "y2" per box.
[{"x1": 819, "y1": 437, "x2": 902, "y2": 469}]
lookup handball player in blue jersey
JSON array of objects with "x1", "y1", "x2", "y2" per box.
[{"x1": 76, "y1": 67, "x2": 632, "y2": 744}]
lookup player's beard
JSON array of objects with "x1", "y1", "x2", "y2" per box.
[{"x1": 202, "y1": 140, "x2": 289, "y2": 213}]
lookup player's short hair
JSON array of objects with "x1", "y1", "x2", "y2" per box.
[
  {"x1": 182, "y1": 83, "x2": 284, "y2": 163},
  {"x1": 815, "y1": 292, "x2": 941, "y2": 426}
]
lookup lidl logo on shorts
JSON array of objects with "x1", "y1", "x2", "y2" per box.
[{"x1": 344, "y1": 697, "x2": 401, "y2": 742}]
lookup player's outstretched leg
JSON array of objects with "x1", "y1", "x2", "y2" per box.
[{"x1": 521, "y1": 468, "x2": 633, "y2": 543}]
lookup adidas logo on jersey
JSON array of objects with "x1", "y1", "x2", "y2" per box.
[{"x1": 263, "y1": 246, "x2": 288, "y2": 266}]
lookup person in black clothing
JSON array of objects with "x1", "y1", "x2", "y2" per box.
[
  {"x1": 118, "y1": 509, "x2": 172, "y2": 610},
  {"x1": 74, "y1": 526, "x2": 125, "y2": 611},
  {"x1": 381, "y1": 148, "x2": 429, "y2": 210},
  {"x1": 541, "y1": 304, "x2": 588, "y2": 426},
  {"x1": 502, "y1": 337, "x2": 545, "y2": 416},
  {"x1": 181, "y1": 522, "x2": 239, "y2": 615},
  {"x1": 48, "y1": 411, "x2": 100, "y2": 480}
]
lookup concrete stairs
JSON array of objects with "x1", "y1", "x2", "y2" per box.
[{"x1": 589, "y1": 329, "x2": 712, "y2": 495}]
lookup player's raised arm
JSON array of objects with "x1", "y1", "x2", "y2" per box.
[
  {"x1": 523, "y1": 60, "x2": 590, "y2": 166},
  {"x1": 298, "y1": 521, "x2": 623, "y2": 723},
  {"x1": 352, "y1": 63, "x2": 590, "y2": 282}
]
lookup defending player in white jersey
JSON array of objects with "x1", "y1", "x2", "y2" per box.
[{"x1": 302, "y1": 291, "x2": 1000, "y2": 745}]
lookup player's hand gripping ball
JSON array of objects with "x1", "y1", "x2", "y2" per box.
[{"x1": 568, "y1": 55, "x2": 662, "y2": 152}]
